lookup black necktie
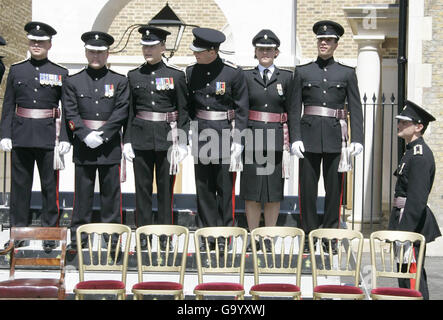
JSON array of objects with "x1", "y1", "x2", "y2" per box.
[{"x1": 263, "y1": 68, "x2": 269, "y2": 85}]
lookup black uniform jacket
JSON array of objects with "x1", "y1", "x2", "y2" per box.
[
  {"x1": 124, "y1": 60, "x2": 189, "y2": 151},
  {"x1": 243, "y1": 66, "x2": 295, "y2": 152},
  {"x1": 388, "y1": 137, "x2": 441, "y2": 243},
  {"x1": 291, "y1": 57, "x2": 363, "y2": 153},
  {"x1": 0, "y1": 58, "x2": 5, "y2": 84},
  {"x1": 186, "y1": 56, "x2": 249, "y2": 160},
  {"x1": 61, "y1": 66, "x2": 129, "y2": 165},
  {"x1": 0, "y1": 58, "x2": 68, "y2": 149}
]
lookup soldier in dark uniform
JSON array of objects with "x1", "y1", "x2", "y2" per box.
[
  {"x1": 186, "y1": 28, "x2": 249, "y2": 243},
  {"x1": 389, "y1": 100, "x2": 441, "y2": 300},
  {"x1": 123, "y1": 26, "x2": 188, "y2": 249},
  {"x1": 0, "y1": 22, "x2": 70, "y2": 252},
  {"x1": 0, "y1": 35, "x2": 6, "y2": 84},
  {"x1": 291, "y1": 21, "x2": 364, "y2": 251},
  {"x1": 62, "y1": 31, "x2": 129, "y2": 250},
  {"x1": 240, "y1": 30, "x2": 295, "y2": 250}
]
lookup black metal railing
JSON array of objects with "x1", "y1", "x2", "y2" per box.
[{"x1": 349, "y1": 92, "x2": 398, "y2": 234}]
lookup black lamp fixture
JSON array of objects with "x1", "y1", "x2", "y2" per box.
[{"x1": 110, "y1": 2, "x2": 198, "y2": 58}]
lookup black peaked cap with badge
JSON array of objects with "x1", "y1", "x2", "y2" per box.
[
  {"x1": 313, "y1": 20, "x2": 344, "y2": 39},
  {"x1": 138, "y1": 25, "x2": 171, "y2": 45},
  {"x1": 190, "y1": 27, "x2": 226, "y2": 52},
  {"x1": 396, "y1": 100, "x2": 436, "y2": 125},
  {"x1": 25, "y1": 21, "x2": 57, "y2": 40},
  {"x1": 252, "y1": 29, "x2": 280, "y2": 47},
  {"x1": 81, "y1": 31, "x2": 114, "y2": 50}
]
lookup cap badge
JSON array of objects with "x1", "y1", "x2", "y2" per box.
[
  {"x1": 323, "y1": 25, "x2": 328, "y2": 31},
  {"x1": 146, "y1": 30, "x2": 150, "y2": 36},
  {"x1": 264, "y1": 34, "x2": 268, "y2": 40},
  {"x1": 95, "y1": 34, "x2": 99, "y2": 40},
  {"x1": 36, "y1": 25, "x2": 40, "y2": 30}
]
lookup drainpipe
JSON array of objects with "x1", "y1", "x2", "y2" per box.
[{"x1": 397, "y1": 0, "x2": 408, "y2": 161}]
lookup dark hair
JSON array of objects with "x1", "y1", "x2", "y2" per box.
[{"x1": 414, "y1": 121, "x2": 428, "y2": 134}]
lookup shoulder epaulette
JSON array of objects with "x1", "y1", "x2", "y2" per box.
[
  {"x1": 337, "y1": 60, "x2": 356, "y2": 69},
  {"x1": 128, "y1": 65, "x2": 142, "y2": 74},
  {"x1": 11, "y1": 58, "x2": 29, "y2": 67},
  {"x1": 109, "y1": 69, "x2": 125, "y2": 77},
  {"x1": 164, "y1": 60, "x2": 184, "y2": 72},
  {"x1": 68, "y1": 67, "x2": 86, "y2": 77},
  {"x1": 222, "y1": 59, "x2": 238, "y2": 69},
  {"x1": 413, "y1": 144, "x2": 423, "y2": 156},
  {"x1": 296, "y1": 60, "x2": 314, "y2": 68},
  {"x1": 278, "y1": 67, "x2": 294, "y2": 73},
  {"x1": 49, "y1": 60, "x2": 68, "y2": 70}
]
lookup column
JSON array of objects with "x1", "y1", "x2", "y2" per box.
[{"x1": 350, "y1": 36, "x2": 384, "y2": 229}]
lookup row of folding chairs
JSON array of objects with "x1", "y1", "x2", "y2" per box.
[{"x1": 0, "y1": 224, "x2": 425, "y2": 300}]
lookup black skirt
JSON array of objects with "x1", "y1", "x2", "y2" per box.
[{"x1": 240, "y1": 150, "x2": 284, "y2": 203}]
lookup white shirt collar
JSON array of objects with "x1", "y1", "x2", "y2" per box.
[{"x1": 258, "y1": 64, "x2": 275, "y2": 78}]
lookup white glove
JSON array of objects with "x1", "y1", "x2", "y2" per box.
[
  {"x1": 349, "y1": 142, "x2": 363, "y2": 156},
  {"x1": 230, "y1": 142, "x2": 244, "y2": 159},
  {"x1": 84, "y1": 131, "x2": 104, "y2": 149},
  {"x1": 123, "y1": 143, "x2": 135, "y2": 162},
  {"x1": 0, "y1": 138, "x2": 12, "y2": 152},
  {"x1": 291, "y1": 141, "x2": 305, "y2": 159},
  {"x1": 177, "y1": 144, "x2": 188, "y2": 163},
  {"x1": 59, "y1": 141, "x2": 71, "y2": 155}
]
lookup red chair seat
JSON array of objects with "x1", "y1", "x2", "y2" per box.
[
  {"x1": 314, "y1": 285, "x2": 363, "y2": 295},
  {"x1": 194, "y1": 282, "x2": 244, "y2": 291},
  {"x1": 371, "y1": 287, "x2": 422, "y2": 298},
  {"x1": 133, "y1": 281, "x2": 183, "y2": 291},
  {"x1": 250, "y1": 283, "x2": 300, "y2": 292},
  {"x1": 75, "y1": 280, "x2": 125, "y2": 290},
  {"x1": 0, "y1": 279, "x2": 63, "y2": 299}
]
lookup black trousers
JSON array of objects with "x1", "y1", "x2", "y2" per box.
[
  {"x1": 194, "y1": 161, "x2": 236, "y2": 228},
  {"x1": 133, "y1": 150, "x2": 174, "y2": 226},
  {"x1": 70, "y1": 164, "x2": 121, "y2": 243},
  {"x1": 398, "y1": 245, "x2": 429, "y2": 300},
  {"x1": 9, "y1": 147, "x2": 59, "y2": 227},
  {"x1": 298, "y1": 152, "x2": 344, "y2": 234}
]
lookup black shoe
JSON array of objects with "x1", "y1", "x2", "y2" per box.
[
  {"x1": 303, "y1": 241, "x2": 312, "y2": 254},
  {"x1": 67, "y1": 241, "x2": 87, "y2": 253},
  {"x1": 43, "y1": 240, "x2": 56, "y2": 254},
  {"x1": 159, "y1": 235, "x2": 173, "y2": 251},
  {"x1": 4, "y1": 240, "x2": 25, "y2": 249},
  {"x1": 322, "y1": 240, "x2": 338, "y2": 255},
  {"x1": 199, "y1": 241, "x2": 216, "y2": 252},
  {"x1": 140, "y1": 237, "x2": 148, "y2": 250},
  {"x1": 263, "y1": 239, "x2": 272, "y2": 252}
]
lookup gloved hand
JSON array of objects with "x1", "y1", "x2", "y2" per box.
[
  {"x1": 177, "y1": 144, "x2": 188, "y2": 163},
  {"x1": 123, "y1": 143, "x2": 135, "y2": 162},
  {"x1": 84, "y1": 131, "x2": 104, "y2": 149},
  {"x1": 349, "y1": 142, "x2": 363, "y2": 156},
  {"x1": 230, "y1": 142, "x2": 244, "y2": 159},
  {"x1": 0, "y1": 138, "x2": 12, "y2": 152},
  {"x1": 291, "y1": 141, "x2": 305, "y2": 159},
  {"x1": 59, "y1": 141, "x2": 71, "y2": 155}
]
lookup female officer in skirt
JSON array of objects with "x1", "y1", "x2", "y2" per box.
[{"x1": 240, "y1": 30, "x2": 295, "y2": 250}]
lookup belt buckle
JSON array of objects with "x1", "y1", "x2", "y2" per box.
[
  {"x1": 336, "y1": 109, "x2": 347, "y2": 120},
  {"x1": 227, "y1": 110, "x2": 235, "y2": 121},
  {"x1": 280, "y1": 113, "x2": 288, "y2": 123},
  {"x1": 53, "y1": 108, "x2": 60, "y2": 119},
  {"x1": 166, "y1": 111, "x2": 177, "y2": 123}
]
